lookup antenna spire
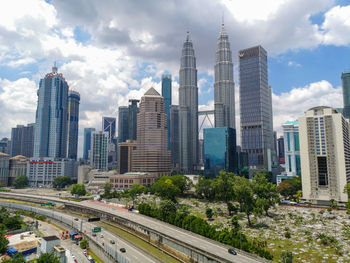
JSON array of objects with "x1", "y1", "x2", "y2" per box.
[{"x1": 52, "y1": 61, "x2": 58, "y2": 74}]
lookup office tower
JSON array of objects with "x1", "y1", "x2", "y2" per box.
[
  {"x1": 283, "y1": 121, "x2": 300, "y2": 175},
  {"x1": 277, "y1": 136, "x2": 285, "y2": 164},
  {"x1": 198, "y1": 139, "x2": 204, "y2": 166},
  {"x1": 90, "y1": 131, "x2": 108, "y2": 171},
  {"x1": 118, "y1": 140, "x2": 137, "y2": 174},
  {"x1": 342, "y1": 71, "x2": 350, "y2": 119},
  {"x1": 204, "y1": 127, "x2": 236, "y2": 175},
  {"x1": 10, "y1": 124, "x2": 35, "y2": 157},
  {"x1": 83, "y1": 128, "x2": 95, "y2": 160},
  {"x1": 33, "y1": 64, "x2": 69, "y2": 158},
  {"x1": 179, "y1": 32, "x2": 198, "y2": 173},
  {"x1": 239, "y1": 46, "x2": 274, "y2": 170},
  {"x1": 67, "y1": 91, "x2": 80, "y2": 160},
  {"x1": 170, "y1": 105, "x2": 180, "y2": 169},
  {"x1": 236, "y1": 146, "x2": 249, "y2": 172},
  {"x1": 0, "y1": 153, "x2": 9, "y2": 186},
  {"x1": 128, "y1": 99, "x2": 139, "y2": 141},
  {"x1": 0, "y1": 138, "x2": 11, "y2": 154},
  {"x1": 8, "y1": 155, "x2": 28, "y2": 186},
  {"x1": 132, "y1": 88, "x2": 171, "y2": 177},
  {"x1": 214, "y1": 23, "x2": 235, "y2": 128},
  {"x1": 118, "y1": 106, "x2": 129, "y2": 143},
  {"x1": 162, "y1": 74, "x2": 172, "y2": 149},
  {"x1": 103, "y1": 117, "x2": 116, "y2": 142},
  {"x1": 299, "y1": 106, "x2": 350, "y2": 204}
]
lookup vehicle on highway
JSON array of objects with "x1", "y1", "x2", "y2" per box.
[
  {"x1": 228, "y1": 248, "x2": 237, "y2": 255},
  {"x1": 120, "y1": 248, "x2": 126, "y2": 253},
  {"x1": 90, "y1": 259, "x2": 95, "y2": 263},
  {"x1": 110, "y1": 240, "x2": 115, "y2": 244},
  {"x1": 92, "y1": 233, "x2": 96, "y2": 237},
  {"x1": 74, "y1": 218, "x2": 79, "y2": 221},
  {"x1": 88, "y1": 255, "x2": 92, "y2": 260},
  {"x1": 100, "y1": 234, "x2": 103, "y2": 238}
]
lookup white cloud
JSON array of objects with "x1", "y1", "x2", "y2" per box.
[
  {"x1": 322, "y1": 5, "x2": 350, "y2": 45},
  {"x1": 287, "y1": 61, "x2": 301, "y2": 67}
]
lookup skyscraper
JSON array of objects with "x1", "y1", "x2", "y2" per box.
[
  {"x1": 283, "y1": 121, "x2": 300, "y2": 175},
  {"x1": 170, "y1": 105, "x2": 179, "y2": 168},
  {"x1": 179, "y1": 32, "x2": 198, "y2": 173},
  {"x1": 103, "y1": 117, "x2": 116, "y2": 142},
  {"x1": 342, "y1": 71, "x2": 350, "y2": 119},
  {"x1": 10, "y1": 124, "x2": 35, "y2": 158},
  {"x1": 132, "y1": 88, "x2": 171, "y2": 177},
  {"x1": 67, "y1": 91, "x2": 80, "y2": 160},
  {"x1": 83, "y1": 128, "x2": 95, "y2": 160},
  {"x1": 33, "y1": 64, "x2": 69, "y2": 158},
  {"x1": 118, "y1": 106, "x2": 129, "y2": 143},
  {"x1": 239, "y1": 46, "x2": 274, "y2": 170},
  {"x1": 299, "y1": 106, "x2": 350, "y2": 204},
  {"x1": 128, "y1": 99, "x2": 139, "y2": 141},
  {"x1": 277, "y1": 136, "x2": 285, "y2": 164},
  {"x1": 214, "y1": 23, "x2": 235, "y2": 128},
  {"x1": 162, "y1": 74, "x2": 172, "y2": 149},
  {"x1": 90, "y1": 131, "x2": 108, "y2": 171}
]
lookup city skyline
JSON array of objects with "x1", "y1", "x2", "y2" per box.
[{"x1": 0, "y1": 0, "x2": 349, "y2": 158}]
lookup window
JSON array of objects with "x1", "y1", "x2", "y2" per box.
[{"x1": 317, "y1": 156, "x2": 328, "y2": 186}]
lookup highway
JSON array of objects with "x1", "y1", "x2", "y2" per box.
[{"x1": 0, "y1": 192, "x2": 265, "y2": 263}]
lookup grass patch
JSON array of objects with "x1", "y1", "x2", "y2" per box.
[
  {"x1": 88, "y1": 248, "x2": 103, "y2": 263},
  {"x1": 98, "y1": 221, "x2": 181, "y2": 263}
]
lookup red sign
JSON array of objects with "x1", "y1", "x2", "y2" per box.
[{"x1": 29, "y1": 161, "x2": 54, "y2": 164}]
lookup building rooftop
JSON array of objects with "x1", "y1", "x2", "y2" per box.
[
  {"x1": 10, "y1": 155, "x2": 28, "y2": 160},
  {"x1": 283, "y1": 120, "x2": 299, "y2": 126},
  {"x1": 42, "y1": 236, "x2": 60, "y2": 241},
  {"x1": 0, "y1": 152, "x2": 9, "y2": 157},
  {"x1": 144, "y1": 87, "x2": 160, "y2": 96},
  {"x1": 119, "y1": 172, "x2": 150, "y2": 177}
]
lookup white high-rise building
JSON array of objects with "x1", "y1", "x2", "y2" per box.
[
  {"x1": 299, "y1": 106, "x2": 350, "y2": 204},
  {"x1": 90, "y1": 131, "x2": 108, "y2": 171}
]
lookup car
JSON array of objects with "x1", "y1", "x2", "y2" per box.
[
  {"x1": 74, "y1": 218, "x2": 79, "y2": 221},
  {"x1": 100, "y1": 234, "x2": 103, "y2": 238},
  {"x1": 72, "y1": 255, "x2": 76, "y2": 259},
  {"x1": 120, "y1": 248, "x2": 126, "y2": 253},
  {"x1": 228, "y1": 248, "x2": 237, "y2": 255},
  {"x1": 92, "y1": 233, "x2": 96, "y2": 237},
  {"x1": 90, "y1": 259, "x2": 95, "y2": 263},
  {"x1": 74, "y1": 260, "x2": 78, "y2": 263},
  {"x1": 110, "y1": 240, "x2": 115, "y2": 244},
  {"x1": 87, "y1": 255, "x2": 92, "y2": 260},
  {"x1": 83, "y1": 249, "x2": 87, "y2": 254}
]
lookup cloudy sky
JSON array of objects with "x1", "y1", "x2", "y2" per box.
[{"x1": 0, "y1": 0, "x2": 349, "y2": 157}]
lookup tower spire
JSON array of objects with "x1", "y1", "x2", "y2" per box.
[
  {"x1": 186, "y1": 31, "x2": 190, "y2": 41},
  {"x1": 52, "y1": 61, "x2": 58, "y2": 74}
]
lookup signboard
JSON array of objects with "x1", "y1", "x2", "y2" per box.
[
  {"x1": 88, "y1": 217, "x2": 100, "y2": 222},
  {"x1": 93, "y1": 227, "x2": 101, "y2": 233}
]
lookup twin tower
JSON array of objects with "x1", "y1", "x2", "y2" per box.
[{"x1": 179, "y1": 24, "x2": 235, "y2": 173}]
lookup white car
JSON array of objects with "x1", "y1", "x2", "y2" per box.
[
  {"x1": 72, "y1": 255, "x2": 76, "y2": 259},
  {"x1": 100, "y1": 234, "x2": 103, "y2": 238}
]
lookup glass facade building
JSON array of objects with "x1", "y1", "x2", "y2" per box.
[
  {"x1": 342, "y1": 72, "x2": 350, "y2": 119},
  {"x1": 118, "y1": 106, "x2": 129, "y2": 143},
  {"x1": 283, "y1": 121, "x2": 301, "y2": 175},
  {"x1": 67, "y1": 91, "x2": 80, "y2": 160},
  {"x1": 128, "y1": 99, "x2": 139, "y2": 141},
  {"x1": 103, "y1": 117, "x2": 116, "y2": 142},
  {"x1": 83, "y1": 128, "x2": 95, "y2": 160},
  {"x1": 91, "y1": 131, "x2": 108, "y2": 171},
  {"x1": 170, "y1": 105, "x2": 180, "y2": 169},
  {"x1": 239, "y1": 46, "x2": 274, "y2": 170},
  {"x1": 10, "y1": 124, "x2": 35, "y2": 158},
  {"x1": 162, "y1": 74, "x2": 172, "y2": 149},
  {"x1": 204, "y1": 127, "x2": 236, "y2": 175}
]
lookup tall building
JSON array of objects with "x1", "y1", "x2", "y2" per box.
[
  {"x1": 179, "y1": 32, "x2": 198, "y2": 173},
  {"x1": 118, "y1": 106, "x2": 129, "y2": 143},
  {"x1": 118, "y1": 140, "x2": 137, "y2": 174},
  {"x1": 90, "y1": 131, "x2": 108, "y2": 171},
  {"x1": 204, "y1": 127, "x2": 236, "y2": 175},
  {"x1": 33, "y1": 64, "x2": 69, "y2": 158},
  {"x1": 83, "y1": 128, "x2": 95, "y2": 160},
  {"x1": 132, "y1": 88, "x2": 171, "y2": 177},
  {"x1": 342, "y1": 71, "x2": 350, "y2": 119},
  {"x1": 277, "y1": 136, "x2": 285, "y2": 164},
  {"x1": 0, "y1": 138, "x2": 11, "y2": 155},
  {"x1": 162, "y1": 74, "x2": 172, "y2": 149},
  {"x1": 8, "y1": 155, "x2": 28, "y2": 186},
  {"x1": 198, "y1": 139, "x2": 204, "y2": 167},
  {"x1": 0, "y1": 152, "x2": 9, "y2": 186},
  {"x1": 214, "y1": 23, "x2": 235, "y2": 129},
  {"x1": 10, "y1": 124, "x2": 35, "y2": 158},
  {"x1": 283, "y1": 121, "x2": 300, "y2": 176},
  {"x1": 170, "y1": 105, "x2": 180, "y2": 169},
  {"x1": 102, "y1": 117, "x2": 116, "y2": 142},
  {"x1": 299, "y1": 106, "x2": 350, "y2": 204},
  {"x1": 67, "y1": 91, "x2": 80, "y2": 160},
  {"x1": 239, "y1": 46, "x2": 274, "y2": 170},
  {"x1": 128, "y1": 100, "x2": 139, "y2": 141}
]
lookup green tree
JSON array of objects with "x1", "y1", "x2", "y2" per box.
[
  {"x1": 0, "y1": 228, "x2": 9, "y2": 254},
  {"x1": 70, "y1": 184, "x2": 86, "y2": 197},
  {"x1": 206, "y1": 208, "x2": 213, "y2": 220},
  {"x1": 103, "y1": 182, "x2": 112, "y2": 195},
  {"x1": 277, "y1": 182, "x2": 293, "y2": 198},
  {"x1": 13, "y1": 175, "x2": 28, "y2": 189},
  {"x1": 212, "y1": 171, "x2": 235, "y2": 214},
  {"x1": 2, "y1": 253, "x2": 26, "y2": 263},
  {"x1": 196, "y1": 177, "x2": 215, "y2": 201},
  {"x1": 159, "y1": 200, "x2": 177, "y2": 220},
  {"x1": 151, "y1": 178, "x2": 180, "y2": 202},
  {"x1": 128, "y1": 184, "x2": 145, "y2": 205},
  {"x1": 36, "y1": 253, "x2": 60, "y2": 263},
  {"x1": 80, "y1": 238, "x2": 89, "y2": 249},
  {"x1": 52, "y1": 176, "x2": 72, "y2": 189},
  {"x1": 253, "y1": 171, "x2": 273, "y2": 183},
  {"x1": 280, "y1": 251, "x2": 293, "y2": 263},
  {"x1": 233, "y1": 176, "x2": 255, "y2": 226}
]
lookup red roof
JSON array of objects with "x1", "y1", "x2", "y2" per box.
[{"x1": 74, "y1": 235, "x2": 82, "y2": 239}]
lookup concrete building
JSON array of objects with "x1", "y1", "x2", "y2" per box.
[
  {"x1": 118, "y1": 106, "x2": 129, "y2": 143},
  {"x1": 342, "y1": 71, "x2": 350, "y2": 119},
  {"x1": 8, "y1": 155, "x2": 28, "y2": 186},
  {"x1": 38, "y1": 236, "x2": 61, "y2": 255},
  {"x1": 110, "y1": 172, "x2": 156, "y2": 189},
  {"x1": 27, "y1": 158, "x2": 78, "y2": 187},
  {"x1": 0, "y1": 138, "x2": 11, "y2": 155},
  {"x1": 239, "y1": 46, "x2": 274, "y2": 171},
  {"x1": 67, "y1": 91, "x2": 80, "y2": 160},
  {"x1": 128, "y1": 99, "x2": 139, "y2": 141},
  {"x1": 10, "y1": 124, "x2": 35, "y2": 158},
  {"x1": 132, "y1": 88, "x2": 171, "y2": 177},
  {"x1": 170, "y1": 105, "x2": 179, "y2": 169},
  {"x1": 33, "y1": 64, "x2": 69, "y2": 158},
  {"x1": 277, "y1": 136, "x2": 285, "y2": 164},
  {"x1": 283, "y1": 121, "x2": 301, "y2": 176},
  {"x1": 118, "y1": 140, "x2": 136, "y2": 174},
  {"x1": 299, "y1": 106, "x2": 350, "y2": 204},
  {"x1": 179, "y1": 32, "x2": 198, "y2": 173},
  {"x1": 77, "y1": 165, "x2": 91, "y2": 184},
  {"x1": 162, "y1": 74, "x2": 172, "y2": 149},
  {"x1": 90, "y1": 131, "x2": 108, "y2": 171},
  {"x1": 0, "y1": 152, "x2": 9, "y2": 186},
  {"x1": 214, "y1": 23, "x2": 235, "y2": 129},
  {"x1": 83, "y1": 128, "x2": 95, "y2": 161}
]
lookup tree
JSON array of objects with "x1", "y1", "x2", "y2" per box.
[
  {"x1": 233, "y1": 176, "x2": 255, "y2": 226},
  {"x1": 128, "y1": 184, "x2": 145, "y2": 205},
  {"x1": 0, "y1": 228, "x2": 9, "y2": 254},
  {"x1": 13, "y1": 175, "x2": 28, "y2": 189},
  {"x1": 70, "y1": 184, "x2": 86, "y2": 197},
  {"x1": 196, "y1": 177, "x2": 215, "y2": 201},
  {"x1": 253, "y1": 171, "x2": 273, "y2": 183},
  {"x1": 160, "y1": 200, "x2": 177, "y2": 220},
  {"x1": 36, "y1": 253, "x2": 60, "y2": 263},
  {"x1": 277, "y1": 182, "x2": 293, "y2": 198},
  {"x1": 52, "y1": 176, "x2": 72, "y2": 189},
  {"x1": 2, "y1": 253, "x2": 25, "y2": 263},
  {"x1": 280, "y1": 251, "x2": 293, "y2": 263},
  {"x1": 151, "y1": 178, "x2": 180, "y2": 202},
  {"x1": 103, "y1": 182, "x2": 112, "y2": 195},
  {"x1": 212, "y1": 172, "x2": 235, "y2": 214},
  {"x1": 206, "y1": 208, "x2": 213, "y2": 220},
  {"x1": 80, "y1": 238, "x2": 89, "y2": 249}
]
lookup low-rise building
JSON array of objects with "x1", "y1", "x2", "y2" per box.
[
  {"x1": 110, "y1": 172, "x2": 156, "y2": 189},
  {"x1": 118, "y1": 140, "x2": 136, "y2": 174},
  {"x1": 8, "y1": 155, "x2": 28, "y2": 186}
]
